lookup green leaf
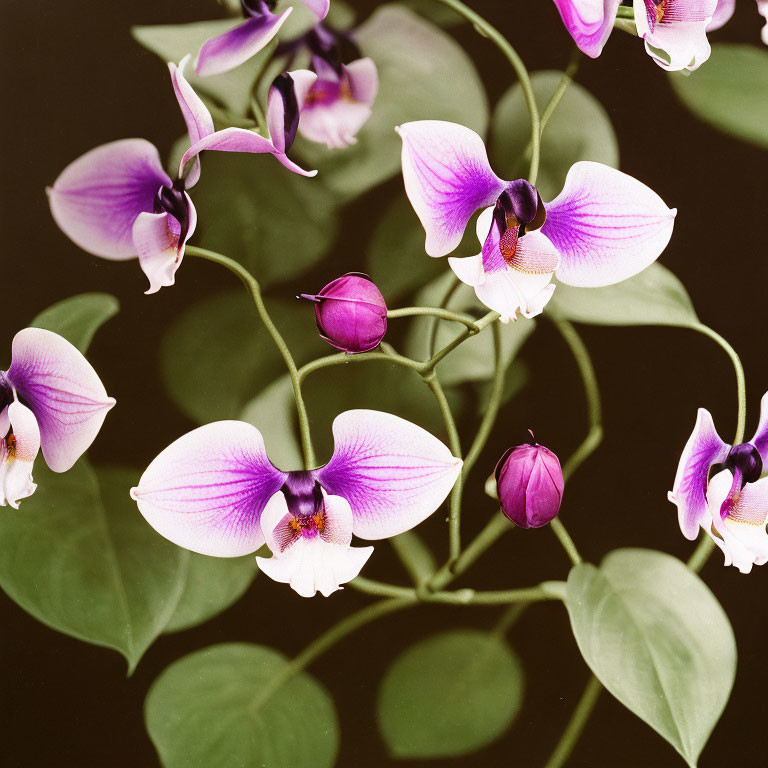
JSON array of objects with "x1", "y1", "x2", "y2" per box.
[
  {"x1": 161, "y1": 291, "x2": 323, "y2": 424},
  {"x1": 294, "y1": 4, "x2": 489, "y2": 197},
  {"x1": 565, "y1": 549, "x2": 736, "y2": 767},
  {"x1": 146, "y1": 643, "x2": 339, "y2": 768},
  {"x1": 191, "y1": 152, "x2": 340, "y2": 285},
  {"x1": 405, "y1": 272, "x2": 535, "y2": 385},
  {"x1": 490, "y1": 70, "x2": 619, "y2": 201},
  {"x1": 377, "y1": 629, "x2": 524, "y2": 758},
  {"x1": 0, "y1": 464, "x2": 187, "y2": 672},
  {"x1": 29, "y1": 292, "x2": 119, "y2": 353},
  {"x1": 670, "y1": 44, "x2": 768, "y2": 150},
  {"x1": 548, "y1": 263, "x2": 699, "y2": 327},
  {"x1": 164, "y1": 553, "x2": 258, "y2": 635}
]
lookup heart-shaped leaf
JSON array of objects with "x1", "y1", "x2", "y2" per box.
[
  {"x1": 564, "y1": 548, "x2": 736, "y2": 767},
  {"x1": 377, "y1": 629, "x2": 524, "y2": 758},
  {"x1": 146, "y1": 643, "x2": 339, "y2": 768}
]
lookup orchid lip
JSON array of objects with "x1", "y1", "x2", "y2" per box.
[{"x1": 154, "y1": 179, "x2": 191, "y2": 251}]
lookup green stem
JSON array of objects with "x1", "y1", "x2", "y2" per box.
[
  {"x1": 615, "y1": 5, "x2": 635, "y2": 19},
  {"x1": 429, "y1": 275, "x2": 462, "y2": 357},
  {"x1": 420, "y1": 311, "x2": 499, "y2": 375},
  {"x1": 543, "y1": 675, "x2": 602, "y2": 768},
  {"x1": 691, "y1": 323, "x2": 747, "y2": 445},
  {"x1": 387, "y1": 306, "x2": 479, "y2": 329},
  {"x1": 424, "y1": 372, "x2": 464, "y2": 561},
  {"x1": 687, "y1": 536, "x2": 714, "y2": 573},
  {"x1": 250, "y1": 598, "x2": 415, "y2": 712},
  {"x1": 186, "y1": 246, "x2": 316, "y2": 468},
  {"x1": 540, "y1": 47, "x2": 582, "y2": 134},
  {"x1": 390, "y1": 531, "x2": 437, "y2": 587},
  {"x1": 430, "y1": 0, "x2": 541, "y2": 183},
  {"x1": 491, "y1": 602, "x2": 529, "y2": 638},
  {"x1": 297, "y1": 349, "x2": 422, "y2": 384},
  {"x1": 550, "y1": 518, "x2": 582, "y2": 567}
]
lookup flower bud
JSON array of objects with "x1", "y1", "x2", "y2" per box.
[
  {"x1": 495, "y1": 435, "x2": 563, "y2": 528},
  {"x1": 300, "y1": 273, "x2": 387, "y2": 354}
]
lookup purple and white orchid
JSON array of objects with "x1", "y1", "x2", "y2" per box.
[
  {"x1": 49, "y1": 57, "x2": 316, "y2": 295},
  {"x1": 397, "y1": 120, "x2": 676, "y2": 322},
  {"x1": 669, "y1": 397, "x2": 768, "y2": 574},
  {"x1": 195, "y1": 0, "x2": 330, "y2": 77},
  {"x1": 0, "y1": 329, "x2": 115, "y2": 508},
  {"x1": 553, "y1": 0, "x2": 719, "y2": 71},
  {"x1": 131, "y1": 410, "x2": 461, "y2": 597}
]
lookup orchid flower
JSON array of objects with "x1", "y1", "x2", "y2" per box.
[
  {"x1": 49, "y1": 57, "x2": 316, "y2": 295},
  {"x1": 0, "y1": 329, "x2": 115, "y2": 508},
  {"x1": 709, "y1": 0, "x2": 768, "y2": 45},
  {"x1": 554, "y1": 0, "x2": 718, "y2": 71},
  {"x1": 397, "y1": 120, "x2": 676, "y2": 322},
  {"x1": 669, "y1": 397, "x2": 768, "y2": 574},
  {"x1": 195, "y1": 0, "x2": 330, "y2": 77},
  {"x1": 131, "y1": 410, "x2": 461, "y2": 598}
]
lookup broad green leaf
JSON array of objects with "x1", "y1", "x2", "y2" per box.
[
  {"x1": 365, "y1": 197, "x2": 445, "y2": 301},
  {"x1": 406, "y1": 272, "x2": 535, "y2": 385},
  {"x1": 191, "y1": 152, "x2": 340, "y2": 285},
  {"x1": 294, "y1": 4, "x2": 489, "y2": 197},
  {"x1": 146, "y1": 643, "x2": 339, "y2": 768},
  {"x1": 565, "y1": 549, "x2": 736, "y2": 767},
  {"x1": 164, "y1": 553, "x2": 258, "y2": 634},
  {"x1": 0, "y1": 464, "x2": 186, "y2": 672},
  {"x1": 29, "y1": 292, "x2": 119, "y2": 353},
  {"x1": 161, "y1": 291, "x2": 323, "y2": 424},
  {"x1": 378, "y1": 629, "x2": 524, "y2": 758},
  {"x1": 548, "y1": 263, "x2": 699, "y2": 327},
  {"x1": 491, "y1": 70, "x2": 619, "y2": 200},
  {"x1": 670, "y1": 44, "x2": 768, "y2": 149}
]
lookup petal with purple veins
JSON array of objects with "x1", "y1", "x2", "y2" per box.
[
  {"x1": 8, "y1": 328, "x2": 115, "y2": 473},
  {"x1": 318, "y1": 409, "x2": 462, "y2": 540},
  {"x1": 668, "y1": 408, "x2": 730, "y2": 540},
  {"x1": 396, "y1": 121, "x2": 505, "y2": 258},
  {"x1": 48, "y1": 139, "x2": 171, "y2": 261},
  {"x1": 552, "y1": 0, "x2": 622, "y2": 58},
  {"x1": 543, "y1": 161, "x2": 676, "y2": 288},
  {"x1": 131, "y1": 421, "x2": 287, "y2": 557},
  {"x1": 195, "y1": 9, "x2": 292, "y2": 78}
]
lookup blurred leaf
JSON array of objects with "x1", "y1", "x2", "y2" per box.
[
  {"x1": 146, "y1": 643, "x2": 339, "y2": 768},
  {"x1": 0, "y1": 464, "x2": 186, "y2": 672},
  {"x1": 161, "y1": 291, "x2": 322, "y2": 424},
  {"x1": 548, "y1": 263, "x2": 698, "y2": 327},
  {"x1": 366, "y1": 197, "x2": 445, "y2": 301},
  {"x1": 164, "y1": 553, "x2": 258, "y2": 634},
  {"x1": 401, "y1": 0, "x2": 467, "y2": 26},
  {"x1": 295, "y1": 4, "x2": 489, "y2": 197},
  {"x1": 670, "y1": 44, "x2": 768, "y2": 149},
  {"x1": 29, "y1": 292, "x2": 119, "y2": 354},
  {"x1": 406, "y1": 272, "x2": 535, "y2": 386},
  {"x1": 192, "y1": 153, "x2": 340, "y2": 285},
  {"x1": 378, "y1": 629, "x2": 524, "y2": 758},
  {"x1": 565, "y1": 549, "x2": 736, "y2": 767},
  {"x1": 491, "y1": 70, "x2": 619, "y2": 200}
]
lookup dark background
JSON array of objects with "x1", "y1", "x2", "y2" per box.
[{"x1": 2, "y1": 1, "x2": 767, "y2": 766}]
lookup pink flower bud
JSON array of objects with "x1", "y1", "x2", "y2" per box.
[
  {"x1": 300, "y1": 273, "x2": 387, "y2": 354},
  {"x1": 495, "y1": 435, "x2": 563, "y2": 528}
]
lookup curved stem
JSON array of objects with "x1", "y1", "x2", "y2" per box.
[
  {"x1": 550, "y1": 518, "x2": 582, "y2": 567},
  {"x1": 387, "y1": 305, "x2": 479, "y2": 330},
  {"x1": 543, "y1": 675, "x2": 602, "y2": 768},
  {"x1": 297, "y1": 348, "x2": 422, "y2": 384},
  {"x1": 250, "y1": 598, "x2": 415, "y2": 712},
  {"x1": 186, "y1": 245, "x2": 316, "y2": 468},
  {"x1": 429, "y1": 275, "x2": 462, "y2": 357},
  {"x1": 420, "y1": 311, "x2": 499, "y2": 375},
  {"x1": 691, "y1": 323, "x2": 747, "y2": 445},
  {"x1": 540, "y1": 47, "x2": 582, "y2": 134},
  {"x1": 430, "y1": 0, "x2": 541, "y2": 183},
  {"x1": 687, "y1": 536, "x2": 714, "y2": 573}
]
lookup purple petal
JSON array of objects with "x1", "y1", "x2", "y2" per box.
[
  {"x1": 256, "y1": 491, "x2": 373, "y2": 597},
  {"x1": 195, "y1": 10, "x2": 292, "y2": 78},
  {"x1": 707, "y1": 0, "x2": 735, "y2": 30},
  {"x1": 397, "y1": 121, "x2": 505, "y2": 258},
  {"x1": 318, "y1": 409, "x2": 462, "y2": 540},
  {"x1": 1, "y1": 401, "x2": 40, "y2": 509},
  {"x1": 635, "y1": 0, "x2": 717, "y2": 71},
  {"x1": 749, "y1": 392, "x2": 768, "y2": 464},
  {"x1": 131, "y1": 421, "x2": 288, "y2": 557},
  {"x1": 543, "y1": 161, "x2": 676, "y2": 287},
  {"x1": 552, "y1": 0, "x2": 621, "y2": 57},
  {"x1": 668, "y1": 408, "x2": 730, "y2": 540},
  {"x1": 301, "y1": 0, "x2": 330, "y2": 20},
  {"x1": 8, "y1": 329, "x2": 115, "y2": 473},
  {"x1": 267, "y1": 70, "x2": 317, "y2": 154},
  {"x1": 346, "y1": 57, "x2": 379, "y2": 105},
  {"x1": 180, "y1": 127, "x2": 317, "y2": 178},
  {"x1": 48, "y1": 139, "x2": 171, "y2": 261}
]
